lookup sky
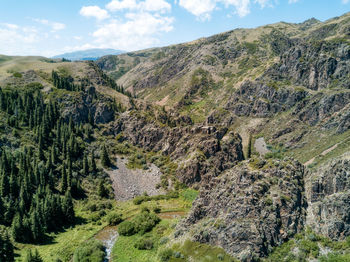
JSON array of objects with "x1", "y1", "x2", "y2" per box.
[{"x1": 0, "y1": 0, "x2": 349, "y2": 57}]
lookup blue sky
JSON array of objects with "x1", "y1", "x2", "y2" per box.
[{"x1": 0, "y1": 0, "x2": 349, "y2": 57}]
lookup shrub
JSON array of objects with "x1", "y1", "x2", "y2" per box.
[
  {"x1": 159, "y1": 237, "x2": 169, "y2": 245},
  {"x1": 13, "y1": 72, "x2": 22, "y2": 78},
  {"x1": 106, "y1": 212, "x2": 123, "y2": 226},
  {"x1": 118, "y1": 211, "x2": 160, "y2": 236},
  {"x1": 133, "y1": 211, "x2": 161, "y2": 235},
  {"x1": 153, "y1": 206, "x2": 161, "y2": 213},
  {"x1": 158, "y1": 248, "x2": 173, "y2": 262},
  {"x1": 134, "y1": 237, "x2": 154, "y2": 250},
  {"x1": 118, "y1": 221, "x2": 135, "y2": 236},
  {"x1": 73, "y1": 239, "x2": 106, "y2": 262},
  {"x1": 174, "y1": 251, "x2": 182, "y2": 258}
]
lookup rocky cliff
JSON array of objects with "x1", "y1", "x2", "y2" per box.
[
  {"x1": 107, "y1": 110, "x2": 244, "y2": 185},
  {"x1": 176, "y1": 158, "x2": 306, "y2": 261},
  {"x1": 306, "y1": 153, "x2": 350, "y2": 240}
]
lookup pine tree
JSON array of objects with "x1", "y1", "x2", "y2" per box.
[
  {"x1": 0, "y1": 197, "x2": 4, "y2": 224},
  {"x1": 247, "y1": 134, "x2": 252, "y2": 159},
  {"x1": 30, "y1": 209, "x2": 43, "y2": 242},
  {"x1": 61, "y1": 164, "x2": 67, "y2": 193},
  {"x1": 0, "y1": 231, "x2": 14, "y2": 262},
  {"x1": 83, "y1": 153, "x2": 89, "y2": 176},
  {"x1": 0, "y1": 172, "x2": 10, "y2": 197},
  {"x1": 62, "y1": 192, "x2": 74, "y2": 224},
  {"x1": 97, "y1": 180, "x2": 108, "y2": 198},
  {"x1": 23, "y1": 249, "x2": 43, "y2": 262},
  {"x1": 11, "y1": 213, "x2": 23, "y2": 242},
  {"x1": 100, "y1": 145, "x2": 111, "y2": 168},
  {"x1": 90, "y1": 150, "x2": 97, "y2": 173}
]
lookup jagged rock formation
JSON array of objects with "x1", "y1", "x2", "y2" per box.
[
  {"x1": 176, "y1": 159, "x2": 306, "y2": 261},
  {"x1": 108, "y1": 111, "x2": 244, "y2": 185},
  {"x1": 306, "y1": 153, "x2": 350, "y2": 240},
  {"x1": 61, "y1": 87, "x2": 116, "y2": 124}
]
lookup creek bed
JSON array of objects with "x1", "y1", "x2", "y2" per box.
[{"x1": 95, "y1": 226, "x2": 119, "y2": 261}]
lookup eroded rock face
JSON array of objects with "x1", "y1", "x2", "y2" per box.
[
  {"x1": 176, "y1": 159, "x2": 306, "y2": 261},
  {"x1": 306, "y1": 154, "x2": 350, "y2": 240},
  {"x1": 225, "y1": 81, "x2": 308, "y2": 117},
  {"x1": 269, "y1": 40, "x2": 350, "y2": 90},
  {"x1": 108, "y1": 112, "x2": 244, "y2": 185},
  {"x1": 61, "y1": 87, "x2": 115, "y2": 124}
]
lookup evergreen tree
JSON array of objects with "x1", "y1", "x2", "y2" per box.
[
  {"x1": 97, "y1": 180, "x2": 108, "y2": 198},
  {"x1": 90, "y1": 150, "x2": 97, "y2": 173},
  {"x1": 100, "y1": 145, "x2": 111, "y2": 168},
  {"x1": 247, "y1": 134, "x2": 252, "y2": 159},
  {"x1": 62, "y1": 192, "x2": 74, "y2": 224},
  {"x1": 0, "y1": 231, "x2": 14, "y2": 262},
  {"x1": 23, "y1": 249, "x2": 43, "y2": 262},
  {"x1": 61, "y1": 164, "x2": 67, "y2": 193},
  {"x1": 30, "y1": 209, "x2": 44, "y2": 242},
  {"x1": 0, "y1": 197, "x2": 4, "y2": 224},
  {"x1": 83, "y1": 153, "x2": 89, "y2": 176}
]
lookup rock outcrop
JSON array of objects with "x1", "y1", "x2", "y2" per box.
[
  {"x1": 61, "y1": 87, "x2": 115, "y2": 124},
  {"x1": 225, "y1": 81, "x2": 308, "y2": 117},
  {"x1": 176, "y1": 158, "x2": 306, "y2": 261},
  {"x1": 306, "y1": 153, "x2": 350, "y2": 240},
  {"x1": 108, "y1": 111, "x2": 244, "y2": 185}
]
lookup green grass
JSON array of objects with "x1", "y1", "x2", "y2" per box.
[
  {"x1": 15, "y1": 199, "x2": 116, "y2": 262},
  {"x1": 180, "y1": 189, "x2": 198, "y2": 203},
  {"x1": 169, "y1": 240, "x2": 238, "y2": 262}
]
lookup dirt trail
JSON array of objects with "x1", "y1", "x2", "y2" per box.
[
  {"x1": 106, "y1": 157, "x2": 164, "y2": 201},
  {"x1": 304, "y1": 143, "x2": 339, "y2": 166}
]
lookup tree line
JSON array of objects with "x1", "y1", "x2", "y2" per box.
[{"x1": 0, "y1": 85, "x2": 101, "y2": 245}]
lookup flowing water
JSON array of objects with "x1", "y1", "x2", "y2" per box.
[{"x1": 95, "y1": 226, "x2": 119, "y2": 261}]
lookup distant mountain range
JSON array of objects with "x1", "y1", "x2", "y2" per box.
[{"x1": 52, "y1": 48, "x2": 124, "y2": 61}]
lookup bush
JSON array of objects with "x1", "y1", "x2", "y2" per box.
[
  {"x1": 133, "y1": 191, "x2": 179, "y2": 205},
  {"x1": 133, "y1": 211, "x2": 161, "y2": 235},
  {"x1": 106, "y1": 212, "x2": 123, "y2": 226},
  {"x1": 73, "y1": 239, "x2": 106, "y2": 262},
  {"x1": 153, "y1": 206, "x2": 161, "y2": 213},
  {"x1": 118, "y1": 211, "x2": 160, "y2": 236},
  {"x1": 118, "y1": 221, "x2": 135, "y2": 236},
  {"x1": 158, "y1": 248, "x2": 173, "y2": 262},
  {"x1": 134, "y1": 237, "x2": 154, "y2": 250}
]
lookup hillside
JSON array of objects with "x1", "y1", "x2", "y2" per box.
[
  {"x1": 0, "y1": 12, "x2": 350, "y2": 262},
  {"x1": 98, "y1": 12, "x2": 350, "y2": 168}
]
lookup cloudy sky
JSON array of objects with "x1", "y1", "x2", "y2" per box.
[{"x1": 0, "y1": 0, "x2": 349, "y2": 57}]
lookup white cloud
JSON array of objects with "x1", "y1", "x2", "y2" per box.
[
  {"x1": 106, "y1": 0, "x2": 171, "y2": 13},
  {"x1": 2, "y1": 23, "x2": 19, "y2": 30},
  {"x1": 0, "y1": 24, "x2": 40, "y2": 55},
  {"x1": 80, "y1": 6, "x2": 110, "y2": 20},
  {"x1": 52, "y1": 22, "x2": 65, "y2": 31},
  {"x1": 178, "y1": 0, "x2": 216, "y2": 20},
  {"x1": 33, "y1": 18, "x2": 66, "y2": 31},
  {"x1": 91, "y1": 12, "x2": 174, "y2": 50},
  {"x1": 342, "y1": 0, "x2": 349, "y2": 3},
  {"x1": 106, "y1": 0, "x2": 138, "y2": 11},
  {"x1": 288, "y1": 0, "x2": 299, "y2": 3},
  {"x1": 178, "y1": 0, "x2": 273, "y2": 19},
  {"x1": 77, "y1": 1, "x2": 174, "y2": 52}
]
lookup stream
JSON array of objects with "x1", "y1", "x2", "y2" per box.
[
  {"x1": 93, "y1": 211, "x2": 186, "y2": 261},
  {"x1": 95, "y1": 226, "x2": 119, "y2": 262}
]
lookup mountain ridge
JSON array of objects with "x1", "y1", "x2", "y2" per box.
[{"x1": 53, "y1": 48, "x2": 125, "y2": 61}]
